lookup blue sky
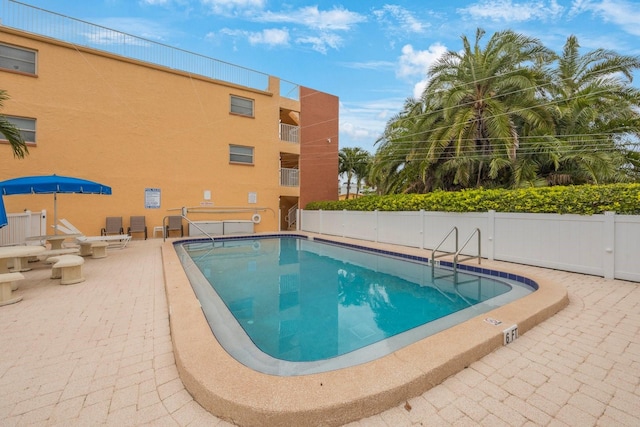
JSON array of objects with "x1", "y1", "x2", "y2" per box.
[{"x1": 14, "y1": 0, "x2": 640, "y2": 154}]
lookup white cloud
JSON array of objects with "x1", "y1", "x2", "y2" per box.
[
  {"x1": 140, "y1": 0, "x2": 170, "y2": 5},
  {"x1": 218, "y1": 26, "x2": 343, "y2": 53},
  {"x1": 211, "y1": 5, "x2": 364, "y2": 53},
  {"x1": 396, "y1": 43, "x2": 448, "y2": 98},
  {"x1": 397, "y1": 44, "x2": 446, "y2": 78},
  {"x1": 248, "y1": 28, "x2": 289, "y2": 46},
  {"x1": 458, "y1": 0, "x2": 564, "y2": 22},
  {"x1": 341, "y1": 60, "x2": 396, "y2": 71},
  {"x1": 373, "y1": 5, "x2": 428, "y2": 34},
  {"x1": 256, "y1": 6, "x2": 366, "y2": 31},
  {"x1": 570, "y1": 0, "x2": 640, "y2": 36},
  {"x1": 218, "y1": 28, "x2": 242, "y2": 37},
  {"x1": 200, "y1": 0, "x2": 266, "y2": 15},
  {"x1": 296, "y1": 33, "x2": 343, "y2": 54},
  {"x1": 218, "y1": 27, "x2": 289, "y2": 47},
  {"x1": 339, "y1": 98, "x2": 407, "y2": 151},
  {"x1": 341, "y1": 122, "x2": 375, "y2": 141},
  {"x1": 151, "y1": 3, "x2": 364, "y2": 54}
]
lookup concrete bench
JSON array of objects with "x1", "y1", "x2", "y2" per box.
[
  {"x1": 0, "y1": 272, "x2": 25, "y2": 306},
  {"x1": 48, "y1": 255, "x2": 85, "y2": 285},
  {"x1": 79, "y1": 241, "x2": 109, "y2": 258}
]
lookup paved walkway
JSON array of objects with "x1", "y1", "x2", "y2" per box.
[{"x1": 0, "y1": 239, "x2": 638, "y2": 426}]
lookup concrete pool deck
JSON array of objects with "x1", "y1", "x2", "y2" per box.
[{"x1": 0, "y1": 236, "x2": 638, "y2": 426}]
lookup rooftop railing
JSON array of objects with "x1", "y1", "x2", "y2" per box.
[{"x1": 0, "y1": 0, "x2": 299, "y2": 100}]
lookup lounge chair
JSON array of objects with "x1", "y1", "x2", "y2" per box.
[
  {"x1": 128, "y1": 216, "x2": 147, "y2": 240},
  {"x1": 101, "y1": 216, "x2": 124, "y2": 236},
  {"x1": 57, "y1": 219, "x2": 131, "y2": 249},
  {"x1": 165, "y1": 215, "x2": 183, "y2": 237}
]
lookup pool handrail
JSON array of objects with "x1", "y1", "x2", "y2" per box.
[
  {"x1": 163, "y1": 211, "x2": 214, "y2": 242},
  {"x1": 431, "y1": 226, "x2": 458, "y2": 265},
  {"x1": 454, "y1": 228, "x2": 481, "y2": 268},
  {"x1": 432, "y1": 226, "x2": 482, "y2": 277}
]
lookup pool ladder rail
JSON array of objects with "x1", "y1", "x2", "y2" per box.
[
  {"x1": 162, "y1": 209, "x2": 215, "y2": 242},
  {"x1": 431, "y1": 227, "x2": 482, "y2": 306},
  {"x1": 162, "y1": 206, "x2": 275, "y2": 242},
  {"x1": 431, "y1": 226, "x2": 482, "y2": 274}
]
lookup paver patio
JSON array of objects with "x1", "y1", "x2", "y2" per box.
[{"x1": 0, "y1": 238, "x2": 638, "y2": 426}]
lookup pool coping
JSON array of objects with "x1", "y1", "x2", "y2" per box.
[{"x1": 162, "y1": 232, "x2": 569, "y2": 427}]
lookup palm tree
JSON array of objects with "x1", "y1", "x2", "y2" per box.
[
  {"x1": 542, "y1": 35, "x2": 640, "y2": 185},
  {"x1": 339, "y1": 147, "x2": 371, "y2": 199},
  {"x1": 0, "y1": 90, "x2": 29, "y2": 158},
  {"x1": 423, "y1": 28, "x2": 555, "y2": 189},
  {"x1": 372, "y1": 30, "x2": 640, "y2": 192},
  {"x1": 352, "y1": 153, "x2": 371, "y2": 196},
  {"x1": 370, "y1": 96, "x2": 444, "y2": 193}
]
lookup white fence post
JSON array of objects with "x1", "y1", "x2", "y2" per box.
[
  {"x1": 420, "y1": 209, "x2": 425, "y2": 250},
  {"x1": 37, "y1": 209, "x2": 47, "y2": 236},
  {"x1": 603, "y1": 211, "x2": 615, "y2": 279},
  {"x1": 342, "y1": 209, "x2": 347, "y2": 238},
  {"x1": 487, "y1": 210, "x2": 495, "y2": 261}
]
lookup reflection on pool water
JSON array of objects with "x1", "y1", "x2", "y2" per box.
[{"x1": 175, "y1": 235, "x2": 535, "y2": 375}]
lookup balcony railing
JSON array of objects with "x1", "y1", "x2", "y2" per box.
[
  {"x1": 279, "y1": 123, "x2": 300, "y2": 143},
  {"x1": 0, "y1": 0, "x2": 300, "y2": 100},
  {"x1": 280, "y1": 168, "x2": 299, "y2": 187}
]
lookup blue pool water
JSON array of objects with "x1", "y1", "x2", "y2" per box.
[{"x1": 175, "y1": 235, "x2": 535, "y2": 375}]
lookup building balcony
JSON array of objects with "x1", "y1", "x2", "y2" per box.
[
  {"x1": 280, "y1": 123, "x2": 299, "y2": 143},
  {"x1": 280, "y1": 168, "x2": 299, "y2": 187}
]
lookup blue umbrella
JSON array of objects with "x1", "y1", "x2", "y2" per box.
[
  {"x1": 0, "y1": 174, "x2": 112, "y2": 233},
  {"x1": 0, "y1": 195, "x2": 7, "y2": 229}
]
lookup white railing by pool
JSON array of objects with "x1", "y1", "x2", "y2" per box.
[
  {"x1": 279, "y1": 123, "x2": 299, "y2": 143},
  {"x1": 0, "y1": 0, "x2": 302, "y2": 100},
  {"x1": 0, "y1": 210, "x2": 47, "y2": 246},
  {"x1": 280, "y1": 168, "x2": 299, "y2": 187},
  {"x1": 299, "y1": 209, "x2": 640, "y2": 282}
]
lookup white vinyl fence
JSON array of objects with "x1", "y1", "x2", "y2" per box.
[
  {"x1": 0, "y1": 210, "x2": 47, "y2": 246},
  {"x1": 298, "y1": 209, "x2": 640, "y2": 282}
]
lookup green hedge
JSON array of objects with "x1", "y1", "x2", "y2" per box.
[{"x1": 306, "y1": 184, "x2": 640, "y2": 215}]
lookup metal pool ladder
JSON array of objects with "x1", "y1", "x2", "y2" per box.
[{"x1": 431, "y1": 226, "x2": 482, "y2": 274}]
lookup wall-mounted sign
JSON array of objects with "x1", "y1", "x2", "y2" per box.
[
  {"x1": 248, "y1": 192, "x2": 257, "y2": 204},
  {"x1": 145, "y1": 188, "x2": 161, "y2": 209}
]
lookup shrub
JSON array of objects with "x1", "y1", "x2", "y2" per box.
[{"x1": 306, "y1": 184, "x2": 640, "y2": 215}]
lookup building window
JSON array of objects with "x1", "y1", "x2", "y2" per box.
[
  {"x1": 229, "y1": 145, "x2": 254, "y2": 164},
  {"x1": 0, "y1": 43, "x2": 37, "y2": 75},
  {"x1": 0, "y1": 116, "x2": 36, "y2": 143},
  {"x1": 230, "y1": 95, "x2": 254, "y2": 117}
]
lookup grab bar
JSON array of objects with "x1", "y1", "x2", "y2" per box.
[
  {"x1": 454, "y1": 228, "x2": 481, "y2": 269},
  {"x1": 431, "y1": 226, "x2": 458, "y2": 265}
]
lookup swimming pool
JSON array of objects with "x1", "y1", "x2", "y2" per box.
[{"x1": 175, "y1": 235, "x2": 535, "y2": 375}]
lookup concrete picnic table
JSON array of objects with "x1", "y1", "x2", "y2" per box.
[
  {"x1": 0, "y1": 246, "x2": 47, "y2": 306},
  {"x1": 0, "y1": 245, "x2": 46, "y2": 274},
  {"x1": 25, "y1": 234, "x2": 80, "y2": 250}
]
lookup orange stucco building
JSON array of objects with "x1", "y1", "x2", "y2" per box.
[{"x1": 0, "y1": 5, "x2": 338, "y2": 237}]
